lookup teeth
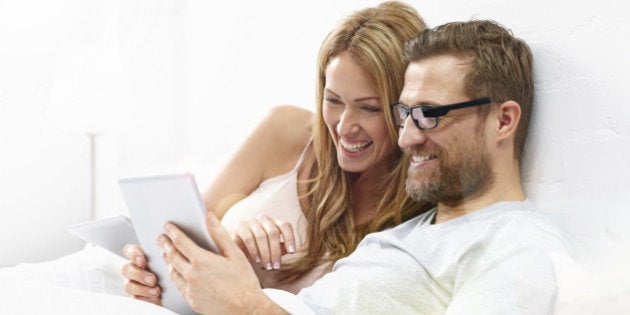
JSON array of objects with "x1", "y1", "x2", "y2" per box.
[
  {"x1": 340, "y1": 139, "x2": 372, "y2": 152},
  {"x1": 411, "y1": 155, "x2": 434, "y2": 163}
]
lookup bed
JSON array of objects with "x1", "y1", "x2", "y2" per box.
[
  {"x1": 1, "y1": 197, "x2": 629, "y2": 314},
  {"x1": 0, "y1": 245, "x2": 178, "y2": 314}
]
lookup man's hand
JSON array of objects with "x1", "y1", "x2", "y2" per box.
[{"x1": 158, "y1": 211, "x2": 288, "y2": 314}]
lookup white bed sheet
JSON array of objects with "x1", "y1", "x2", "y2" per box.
[
  {"x1": 0, "y1": 245, "x2": 179, "y2": 315},
  {"x1": 2, "y1": 225, "x2": 628, "y2": 314}
]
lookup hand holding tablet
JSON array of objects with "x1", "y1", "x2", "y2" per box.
[{"x1": 118, "y1": 173, "x2": 218, "y2": 315}]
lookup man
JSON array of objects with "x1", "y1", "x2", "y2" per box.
[{"x1": 159, "y1": 20, "x2": 571, "y2": 314}]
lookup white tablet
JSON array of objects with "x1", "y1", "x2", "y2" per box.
[
  {"x1": 68, "y1": 215, "x2": 138, "y2": 258},
  {"x1": 118, "y1": 173, "x2": 218, "y2": 315}
]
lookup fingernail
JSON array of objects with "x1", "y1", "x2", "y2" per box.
[
  {"x1": 148, "y1": 288, "x2": 158, "y2": 296},
  {"x1": 156, "y1": 235, "x2": 164, "y2": 245},
  {"x1": 273, "y1": 261, "x2": 281, "y2": 270},
  {"x1": 287, "y1": 245, "x2": 295, "y2": 253},
  {"x1": 144, "y1": 275, "x2": 154, "y2": 285},
  {"x1": 266, "y1": 262, "x2": 272, "y2": 270},
  {"x1": 255, "y1": 256, "x2": 261, "y2": 263},
  {"x1": 135, "y1": 257, "x2": 142, "y2": 266}
]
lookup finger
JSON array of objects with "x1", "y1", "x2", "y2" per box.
[
  {"x1": 206, "y1": 211, "x2": 247, "y2": 260},
  {"x1": 165, "y1": 255, "x2": 187, "y2": 293},
  {"x1": 124, "y1": 279, "x2": 161, "y2": 299},
  {"x1": 275, "y1": 219, "x2": 296, "y2": 254},
  {"x1": 121, "y1": 262, "x2": 158, "y2": 287},
  {"x1": 249, "y1": 219, "x2": 273, "y2": 270},
  {"x1": 123, "y1": 244, "x2": 148, "y2": 268},
  {"x1": 158, "y1": 234, "x2": 190, "y2": 278},
  {"x1": 232, "y1": 232, "x2": 249, "y2": 255},
  {"x1": 259, "y1": 215, "x2": 283, "y2": 270},
  {"x1": 234, "y1": 224, "x2": 262, "y2": 264},
  {"x1": 163, "y1": 222, "x2": 202, "y2": 264}
]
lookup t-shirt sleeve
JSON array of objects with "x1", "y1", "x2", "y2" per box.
[{"x1": 445, "y1": 231, "x2": 567, "y2": 315}]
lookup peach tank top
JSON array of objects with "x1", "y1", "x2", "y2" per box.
[{"x1": 220, "y1": 143, "x2": 328, "y2": 293}]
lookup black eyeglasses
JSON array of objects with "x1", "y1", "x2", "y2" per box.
[{"x1": 391, "y1": 97, "x2": 492, "y2": 130}]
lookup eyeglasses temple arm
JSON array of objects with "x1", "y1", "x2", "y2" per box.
[{"x1": 422, "y1": 98, "x2": 492, "y2": 118}]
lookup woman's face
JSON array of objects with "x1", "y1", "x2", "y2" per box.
[{"x1": 322, "y1": 51, "x2": 397, "y2": 174}]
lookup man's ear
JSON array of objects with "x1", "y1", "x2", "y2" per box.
[{"x1": 495, "y1": 100, "x2": 521, "y2": 141}]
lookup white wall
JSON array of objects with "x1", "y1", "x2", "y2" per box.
[
  {"x1": 0, "y1": 133, "x2": 90, "y2": 266},
  {"x1": 0, "y1": 0, "x2": 187, "y2": 266},
  {"x1": 1, "y1": 0, "x2": 629, "y2": 279},
  {"x1": 185, "y1": 0, "x2": 630, "y2": 269},
  {"x1": 420, "y1": 0, "x2": 630, "y2": 269}
]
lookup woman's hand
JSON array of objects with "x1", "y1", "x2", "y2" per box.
[
  {"x1": 232, "y1": 214, "x2": 296, "y2": 270},
  {"x1": 158, "y1": 212, "x2": 282, "y2": 314},
  {"x1": 120, "y1": 244, "x2": 162, "y2": 305}
]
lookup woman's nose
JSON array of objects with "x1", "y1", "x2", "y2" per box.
[{"x1": 336, "y1": 109, "x2": 360, "y2": 135}]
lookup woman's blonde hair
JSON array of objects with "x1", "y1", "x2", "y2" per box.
[{"x1": 281, "y1": 1, "x2": 430, "y2": 282}]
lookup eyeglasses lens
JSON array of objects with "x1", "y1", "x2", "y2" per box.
[{"x1": 411, "y1": 108, "x2": 435, "y2": 129}]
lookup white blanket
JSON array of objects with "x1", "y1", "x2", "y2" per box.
[
  {"x1": 0, "y1": 245, "x2": 179, "y2": 315},
  {"x1": 2, "y1": 234, "x2": 629, "y2": 314}
]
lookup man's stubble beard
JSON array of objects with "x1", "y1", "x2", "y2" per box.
[{"x1": 405, "y1": 132, "x2": 494, "y2": 205}]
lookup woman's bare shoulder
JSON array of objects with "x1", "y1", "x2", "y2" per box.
[
  {"x1": 255, "y1": 105, "x2": 314, "y2": 176},
  {"x1": 259, "y1": 105, "x2": 314, "y2": 148},
  {"x1": 203, "y1": 105, "x2": 314, "y2": 216},
  {"x1": 265, "y1": 105, "x2": 313, "y2": 128}
]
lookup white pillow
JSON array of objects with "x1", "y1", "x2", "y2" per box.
[{"x1": 553, "y1": 253, "x2": 630, "y2": 315}]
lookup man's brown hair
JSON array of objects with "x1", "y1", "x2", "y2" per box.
[{"x1": 404, "y1": 20, "x2": 534, "y2": 160}]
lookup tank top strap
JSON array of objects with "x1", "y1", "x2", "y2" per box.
[{"x1": 289, "y1": 137, "x2": 313, "y2": 173}]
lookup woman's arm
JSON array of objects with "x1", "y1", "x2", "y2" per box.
[
  {"x1": 120, "y1": 105, "x2": 312, "y2": 303},
  {"x1": 203, "y1": 105, "x2": 313, "y2": 219}
]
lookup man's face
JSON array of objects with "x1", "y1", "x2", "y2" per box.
[{"x1": 397, "y1": 55, "x2": 494, "y2": 205}]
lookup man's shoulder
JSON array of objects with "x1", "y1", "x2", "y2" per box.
[
  {"x1": 497, "y1": 201, "x2": 563, "y2": 234},
  {"x1": 357, "y1": 208, "x2": 436, "y2": 247},
  {"x1": 489, "y1": 202, "x2": 572, "y2": 256}
]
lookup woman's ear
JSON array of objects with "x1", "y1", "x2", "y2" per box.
[{"x1": 495, "y1": 100, "x2": 521, "y2": 141}]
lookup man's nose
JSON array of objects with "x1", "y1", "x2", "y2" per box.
[{"x1": 398, "y1": 116, "x2": 428, "y2": 149}]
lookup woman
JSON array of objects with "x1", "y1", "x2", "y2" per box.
[{"x1": 122, "y1": 0, "x2": 428, "y2": 304}]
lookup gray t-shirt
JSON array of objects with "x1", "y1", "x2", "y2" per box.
[{"x1": 266, "y1": 200, "x2": 571, "y2": 314}]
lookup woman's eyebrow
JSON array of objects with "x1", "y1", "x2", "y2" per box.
[
  {"x1": 354, "y1": 96, "x2": 379, "y2": 102},
  {"x1": 323, "y1": 88, "x2": 340, "y2": 97},
  {"x1": 324, "y1": 89, "x2": 379, "y2": 102}
]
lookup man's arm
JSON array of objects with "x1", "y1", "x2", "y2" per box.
[{"x1": 446, "y1": 242, "x2": 565, "y2": 314}]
